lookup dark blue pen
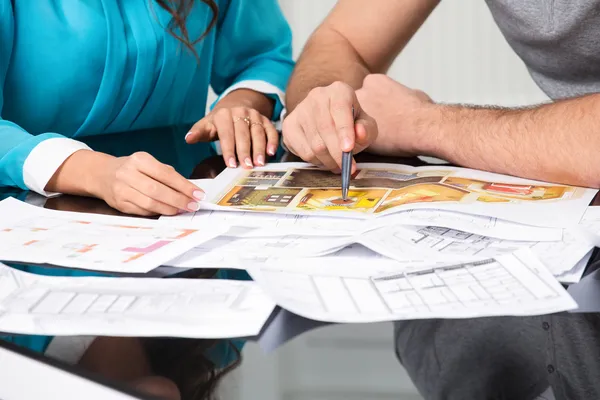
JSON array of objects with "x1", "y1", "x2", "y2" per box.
[{"x1": 341, "y1": 106, "x2": 356, "y2": 200}]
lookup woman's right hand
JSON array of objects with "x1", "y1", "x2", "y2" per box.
[
  {"x1": 46, "y1": 150, "x2": 205, "y2": 216},
  {"x1": 98, "y1": 152, "x2": 205, "y2": 216}
]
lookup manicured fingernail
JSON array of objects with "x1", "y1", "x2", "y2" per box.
[
  {"x1": 228, "y1": 158, "x2": 237, "y2": 168},
  {"x1": 187, "y1": 202, "x2": 201, "y2": 212},
  {"x1": 342, "y1": 138, "x2": 353, "y2": 151},
  {"x1": 267, "y1": 145, "x2": 276, "y2": 156},
  {"x1": 257, "y1": 155, "x2": 265, "y2": 166},
  {"x1": 185, "y1": 132, "x2": 193, "y2": 141},
  {"x1": 245, "y1": 158, "x2": 253, "y2": 167},
  {"x1": 193, "y1": 190, "x2": 205, "y2": 201}
]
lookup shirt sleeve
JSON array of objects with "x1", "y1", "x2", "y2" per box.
[
  {"x1": 0, "y1": 2, "x2": 90, "y2": 196},
  {"x1": 210, "y1": 0, "x2": 295, "y2": 121}
]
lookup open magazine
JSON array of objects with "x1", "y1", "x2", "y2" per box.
[{"x1": 199, "y1": 162, "x2": 597, "y2": 227}]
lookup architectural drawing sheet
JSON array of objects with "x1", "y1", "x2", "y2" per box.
[
  {"x1": 579, "y1": 207, "x2": 600, "y2": 237},
  {"x1": 165, "y1": 232, "x2": 351, "y2": 270},
  {"x1": 0, "y1": 263, "x2": 275, "y2": 338},
  {"x1": 163, "y1": 207, "x2": 561, "y2": 242},
  {"x1": 165, "y1": 222, "x2": 590, "y2": 279},
  {"x1": 359, "y1": 225, "x2": 594, "y2": 277},
  {"x1": 247, "y1": 249, "x2": 577, "y2": 323},
  {"x1": 0, "y1": 198, "x2": 226, "y2": 273},
  {"x1": 201, "y1": 163, "x2": 596, "y2": 227},
  {"x1": 556, "y1": 250, "x2": 593, "y2": 284}
]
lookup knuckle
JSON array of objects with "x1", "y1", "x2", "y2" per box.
[
  {"x1": 303, "y1": 150, "x2": 315, "y2": 161},
  {"x1": 329, "y1": 81, "x2": 352, "y2": 93},
  {"x1": 141, "y1": 197, "x2": 156, "y2": 210},
  {"x1": 144, "y1": 181, "x2": 159, "y2": 196},
  {"x1": 330, "y1": 101, "x2": 352, "y2": 115},
  {"x1": 282, "y1": 118, "x2": 295, "y2": 133},
  {"x1": 131, "y1": 151, "x2": 149, "y2": 164},
  {"x1": 311, "y1": 139, "x2": 327, "y2": 155},
  {"x1": 364, "y1": 73, "x2": 386, "y2": 87},
  {"x1": 116, "y1": 200, "x2": 134, "y2": 214},
  {"x1": 163, "y1": 163, "x2": 175, "y2": 172},
  {"x1": 316, "y1": 119, "x2": 335, "y2": 134},
  {"x1": 114, "y1": 198, "x2": 127, "y2": 209},
  {"x1": 215, "y1": 108, "x2": 230, "y2": 119},
  {"x1": 309, "y1": 86, "x2": 326, "y2": 98}
]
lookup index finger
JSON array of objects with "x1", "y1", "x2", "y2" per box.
[
  {"x1": 329, "y1": 87, "x2": 358, "y2": 152},
  {"x1": 137, "y1": 157, "x2": 205, "y2": 202}
]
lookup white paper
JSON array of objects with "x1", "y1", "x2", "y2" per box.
[
  {"x1": 379, "y1": 209, "x2": 562, "y2": 241},
  {"x1": 202, "y1": 162, "x2": 596, "y2": 228},
  {"x1": 555, "y1": 250, "x2": 593, "y2": 284},
  {"x1": 579, "y1": 207, "x2": 600, "y2": 235},
  {"x1": 165, "y1": 221, "x2": 589, "y2": 279},
  {"x1": 165, "y1": 232, "x2": 350, "y2": 269},
  {"x1": 162, "y1": 209, "x2": 361, "y2": 237},
  {"x1": 162, "y1": 207, "x2": 561, "y2": 242},
  {"x1": 0, "y1": 198, "x2": 227, "y2": 273},
  {"x1": 0, "y1": 345, "x2": 140, "y2": 400},
  {"x1": 247, "y1": 249, "x2": 577, "y2": 323},
  {"x1": 0, "y1": 263, "x2": 275, "y2": 338},
  {"x1": 359, "y1": 225, "x2": 594, "y2": 277}
]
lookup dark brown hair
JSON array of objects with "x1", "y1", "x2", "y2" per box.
[
  {"x1": 142, "y1": 269, "x2": 241, "y2": 400},
  {"x1": 155, "y1": 0, "x2": 219, "y2": 55}
]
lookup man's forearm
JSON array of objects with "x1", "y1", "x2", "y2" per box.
[
  {"x1": 418, "y1": 95, "x2": 600, "y2": 188},
  {"x1": 285, "y1": 27, "x2": 371, "y2": 112}
]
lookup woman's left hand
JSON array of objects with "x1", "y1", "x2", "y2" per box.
[{"x1": 185, "y1": 90, "x2": 279, "y2": 169}]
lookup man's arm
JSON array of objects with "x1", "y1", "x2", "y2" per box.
[
  {"x1": 427, "y1": 96, "x2": 600, "y2": 188},
  {"x1": 283, "y1": 0, "x2": 439, "y2": 171},
  {"x1": 357, "y1": 74, "x2": 600, "y2": 188},
  {"x1": 286, "y1": 0, "x2": 440, "y2": 111}
]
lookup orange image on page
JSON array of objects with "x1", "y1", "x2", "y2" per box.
[
  {"x1": 294, "y1": 189, "x2": 387, "y2": 213},
  {"x1": 374, "y1": 183, "x2": 469, "y2": 213},
  {"x1": 443, "y1": 177, "x2": 573, "y2": 201}
]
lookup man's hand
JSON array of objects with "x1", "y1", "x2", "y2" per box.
[
  {"x1": 282, "y1": 82, "x2": 378, "y2": 172},
  {"x1": 356, "y1": 74, "x2": 434, "y2": 157}
]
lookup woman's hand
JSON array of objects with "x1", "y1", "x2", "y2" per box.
[
  {"x1": 98, "y1": 152, "x2": 205, "y2": 216},
  {"x1": 184, "y1": 89, "x2": 278, "y2": 169},
  {"x1": 46, "y1": 150, "x2": 205, "y2": 216}
]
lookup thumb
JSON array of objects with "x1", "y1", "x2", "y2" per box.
[
  {"x1": 354, "y1": 115, "x2": 378, "y2": 153},
  {"x1": 185, "y1": 119, "x2": 217, "y2": 144}
]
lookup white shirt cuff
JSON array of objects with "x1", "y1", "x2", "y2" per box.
[
  {"x1": 218, "y1": 79, "x2": 287, "y2": 125},
  {"x1": 23, "y1": 138, "x2": 92, "y2": 197}
]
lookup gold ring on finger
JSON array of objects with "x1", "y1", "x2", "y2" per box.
[
  {"x1": 233, "y1": 116, "x2": 251, "y2": 128},
  {"x1": 250, "y1": 121, "x2": 264, "y2": 129}
]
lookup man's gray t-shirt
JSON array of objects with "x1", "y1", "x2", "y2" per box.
[
  {"x1": 486, "y1": 0, "x2": 600, "y2": 100},
  {"x1": 394, "y1": 2, "x2": 600, "y2": 400},
  {"x1": 481, "y1": 4, "x2": 600, "y2": 397},
  {"x1": 486, "y1": 2, "x2": 600, "y2": 397}
]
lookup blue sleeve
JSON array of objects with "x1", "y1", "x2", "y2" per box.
[
  {"x1": 0, "y1": 2, "x2": 66, "y2": 190},
  {"x1": 210, "y1": 0, "x2": 295, "y2": 120}
]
